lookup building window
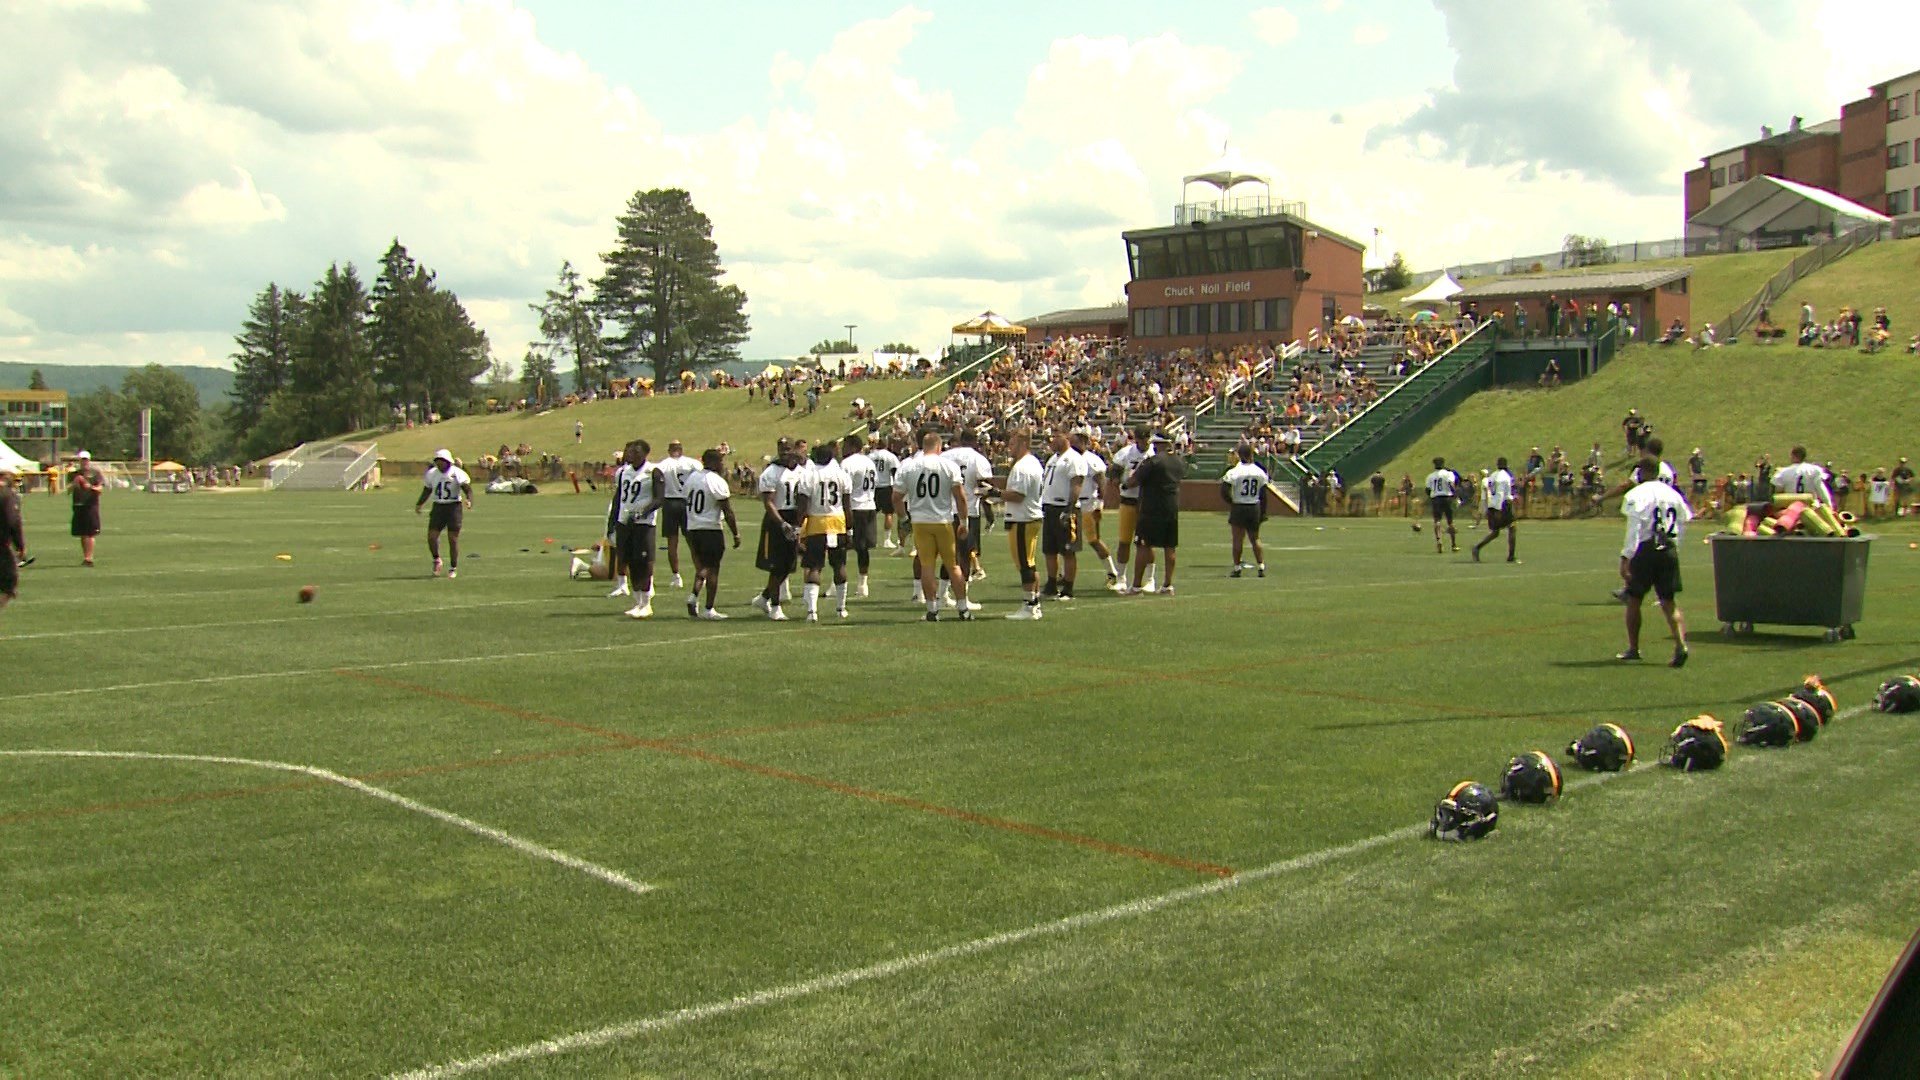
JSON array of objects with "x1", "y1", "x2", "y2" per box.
[
  {"x1": 1710, "y1": 167, "x2": 1727, "y2": 187},
  {"x1": 1891, "y1": 142, "x2": 1911, "y2": 169},
  {"x1": 1131, "y1": 307, "x2": 1166, "y2": 337},
  {"x1": 1890, "y1": 94, "x2": 1909, "y2": 122},
  {"x1": 1728, "y1": 162, "x2": 1747, "y2": 183},
  {"x1": 1891, "y1": 189, "x2": 1911, "y2": 216}
]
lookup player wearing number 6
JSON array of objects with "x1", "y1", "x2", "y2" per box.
[
  {"x1": 1220, "y1": 445, "x2": 1268, "y2": 578},
  {"x1": 1771, "y1": 445, "x2": 1834, "y2": 506},
  {"x1": 1618, "y1": 456, "x2": 1694, "y2": 667},
  {"x1": 415, "y1": 449, "x2": 472, "y2": 578},
  {"x1": 895, "y1": 431, "x2": 974, "y2": 622}
]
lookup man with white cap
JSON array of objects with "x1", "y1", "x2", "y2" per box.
[
  {"x1": 414, "y1": 449, "x2": 472, "y2": 578},
  {"x1": 1, "y1": 460, "x2": 25, "y2": 612},
  {"x1": 67, "y1": 451, "x2": 104, "y2": 567}
]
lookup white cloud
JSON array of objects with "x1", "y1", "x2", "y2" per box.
[
  {"x1": 1250, "y1": 7, "x2": 1300, "y2": 46},
  {"x1": 1351, "y1": 21, "x2": 1388, "y2": 46}
]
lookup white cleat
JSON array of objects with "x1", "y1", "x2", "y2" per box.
[
  {"x1": 1006, "y1": 603, "x2": 1043, "y2": 620},
  {"x1": 625, "y1": 603, "x2": 652, "y2": 620},
  {"x1": 767, "y1": 607, "x2": 789, "y2": 621},
  {"x1": 883, "y1": 537, "x2": 898, "y2": 550},
  {"x1": 670, "y1": 574, "x2": 684, "y2": 589},
  {"x1": 969, "y1": 568, "x2": 987, "y2": 582},
  {"x1": 432, "y1": 558, "x2": 443, "y2": 577},
  {"x1": 447, "y1": 569, "x2": 457, "y2": 579},
  {"x1": 858, "y1": 579, "x2": 870, "y2": 598},
  {"x1": 609, "y1": 583, "x2": 631, "y2": 599},
  {"x1": 962, "y1": 599, "x2": 983, "y2": 612},
  {"x1": 751, "y1": 594, "x2": 770, "y2": 614},
  {"x1": 837, "y1": 607, "x2": 850, "y2": 619},
  {"x1": 805, "y1": 611, "x2": 819, "y2": 623},
  {"x1": 699, "y1": 609, "x2": 730, "y2": 620}
]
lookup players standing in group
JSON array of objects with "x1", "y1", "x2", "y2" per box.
[
  {"x1": 753, "y1": 438, "x2": 808, "y2": 621},
  {"x1": 681, "y1": 447, "x2": 740, "y2": 620},
  {"x1": 1039, "y1": 431, "x2": 1086, "y2": 600},
  {"x1": 1424, "y1": 457, "x2": 1460, "y2": 555},
  {"x1": 1220, "y1": 445, "x2": 1268, "y2": 577},
  {"x1": 999, "y1": 427, "x2": 1046, "y2": 621},
  {"x1": 839, "y1": 434, "x2": 879, "y2": 596},
  {"x1": 796, "y1": 444, "x2": 853, "y2": 621},
  {"x1": 895, "y1": 431, "x2": 974, "y2": 621},
  {"x1": 1472, "y1": 457, "x2": 1519, "y2": 563},
  {"x1": 415, "y1": 449, "x2": 472, "y2": 578}
]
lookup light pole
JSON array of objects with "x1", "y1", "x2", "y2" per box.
[{"x1": 844, "y1": 324, "x2": 858, "y2": 352}]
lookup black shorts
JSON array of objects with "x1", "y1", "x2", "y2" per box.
[
  {"x1": 874, "y1": 487, "x2": 895, "y2": 515},
  {"x1": 427, "y1": 503, "x2": 463, "y2": 533},
  {"x1": 1486, "y1": 505, "x2": 1515, "y2": 531},
  {"x1": 756, "y1": 512, "x2": 799, "y2": 574},
  {"x1": 1041, "y1": 506, "x2": 1080, "y2": 555},
  {"x1": 71, "y1": 504, "x2": 101, "y2": 538},
  {"x1": 961, "y1": 516, "x2": 982, "y2": 557},
  {"x1": 617, "y1": 522, "x2": 656, "y2": 579},
  {"x1": 1430, "y1": 495, "x2": 1455, "y2": 523},
  {"x1": 0, "y1": 552, "x2": 16, "y2": 598},
  {"x1": 1137, "y1": 511, "x2": 1179, "y2": 550},
  {"x1": 801, "y1": 533, "x2": 849, "y2": 572},
  {"x1": 687, "y1": 529, "x2": 726, "y2": 569},
  {"x1": 847, "y1": 509, "x2": 878, "y2": 551},
  {"x1": 1228, "y1": 503, "x2": 1262, "y2": 532},
  {"x1": 1625, "y1": 544, "x2": 1682, "y2": 603},
  {"x1": 661, "y1": 498, "x2": 689, "y2": 538}
]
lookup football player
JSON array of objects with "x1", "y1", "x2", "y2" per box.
[
  {"x1": 681, "y1": 448, "x2": 741, "y2": 620},
  {"x1": 1618, "y1": 455, "x2": 1694, "y2": 666},
  {"x1": 1472, "y1": 457, "x2": 1518, "y2": 564},
  {"x1": 839, "y1": 434, "x2": 879, "y2": 597},
  {"x1": 894, "y1": 431, "x2": 973, "y2": 621},
  {"x1": 999, "y1": 427, "x2": 1046, "y2": 620},
  {"x1": 1111, "y1": 426, "x2": 1154, "y2": 592},
  {"x1": 752, "y1": 438, "x2": 808, "y2": 621},
  {"x1": 1039, "y1": 430, "x2": 1087, "y2": 600},
  {"x1": 942, "y1": 429, "x2": 994, "y2": 584},
  {"x1": 1423, "y1": 456, "x2": 1459, "y2": 555},
  {"x1": 415, "y1": 449, "x2": 473, "y2": 578},
  {"x1": 870, "y1": 438, "x2": 903, "y2": 553},
  {"x1": 655, "y1": 439, "x2": 699, "y2": 590},
  {"x1": 1220, "y1": 445, "x2": 1268, "y2": 577},
  {"x1": 1072, "y1": 428, "x2": 1122, "y2": 588},
  {"x1": 1771, "y1": 445, "x2": 1834, "y2": 505},
  {"x1": 796, "y1": 444, "x2": 853, "y2": 621},
  {"x1": 611, "y1": 440, "x2": 664, "y2": 619}
]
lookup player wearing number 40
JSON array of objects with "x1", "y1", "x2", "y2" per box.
[{"x1": 1618, "y1": 456, "x2": 1694, "y2": 668}]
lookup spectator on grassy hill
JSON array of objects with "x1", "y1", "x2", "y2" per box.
[
  {"x1": 1867, "y1": 468, "x2": 1892, "y2": 518},
  {"x1": 1831, "y1": 466, "x2": 1852, "y2": 513},
  {"x1": 1893, "y1": 458, "x2": 1915, "y2": 507},
  {"x1": 1688, "y1": 448, "x2": 1707, "y2": 497},
  {"x1": 1370, "y1": 470, "x2": 1386, "y2": 512},
  {"x1": 1545, "y1": 294, "x2": 1561, "y2": 339},
  {"x1": 1658, "y1": 319, "x2": 1685, "y2": 346}
]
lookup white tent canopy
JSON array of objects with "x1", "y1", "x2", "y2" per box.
[
  {"x1": 1402, "y1": 272, "x2": 1464, "y2": 308},
  {"x1": 1687, "y1": 175, "x2": 1890, "y2": 248},
  {"x1": 1182, "y1": 146, "x2": 1274, "y2": 193},
  {"x1": 0, "y1": 438, "x2": 39, "y2": 474}
]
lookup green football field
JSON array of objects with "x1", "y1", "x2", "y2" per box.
[{"x1": 3, "y1": 489, "x2": 1917, "y2": 1077}]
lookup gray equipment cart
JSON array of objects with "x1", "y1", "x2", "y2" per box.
[{"x1": 1709, "y1": 534, "x2": 1871, "y2": 642}]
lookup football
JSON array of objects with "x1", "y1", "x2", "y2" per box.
[
  {"x1": 298, "y1": 585, "x2": 317, "y2": 604},
  {"x1": 1412, "y1": 522, "x2": 1423, "y2": 532}
]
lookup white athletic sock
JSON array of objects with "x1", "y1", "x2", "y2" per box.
[
  {"x1": 688, "y1": 591, "x2": 700, "y2": 608},
  {"x1": 912, "y1": 584, "x2": 925, "y2": 601},
  {"x1": 938, "y1": 581, "x2": 950, "y2": 600},
  {"x1": 834, "y1": 582, "x2": 847, "y2": 608},
  {"x1": 1106, "y1": 556, "x2": 1119, "y2": 576},
  {"x1": 779, "y1": 581, "x2": 791, "y2": 602},
  {"x1": 804, "y1": 583, "x2": 819, "y2": 615},
  {"x1": 926, "y1": 599, "x2": 940, "y2": 614}
]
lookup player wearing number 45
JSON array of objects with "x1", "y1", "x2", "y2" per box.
[
  {"x1": 1220, "y1": 445, "x2": 1268, "y2": 578},
  {"x1": 1618, "y1": 456, "x2": 1694, "y2": 667},
  {"x1": 415, "y1": 450, "x2": 472, "y2": 578}
]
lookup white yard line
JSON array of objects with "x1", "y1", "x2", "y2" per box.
[
  {"x1": 0, "y1": 749, "x2": 654, "y2": 897},
  {"x1": 1, "y1": 597, "x2": 569, "y2": 641},
  {"x1": 390, "y1": 754, "x2": 1688, "y2": 1080}
]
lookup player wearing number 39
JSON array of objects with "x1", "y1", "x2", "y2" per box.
[
  {"x1": 415, "y1": 449, "x2": 472, "y2": 578},
  {"x1": 1618, "y1": 456, "x2": 1693, "y2": 667}
]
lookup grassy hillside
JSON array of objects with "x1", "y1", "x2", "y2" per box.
[
  {"x1": 369, "y1": 376, "x2": 937, "y2": 463},
  {"x1": 1377, "y1": 237, "x2": 1920, "y2": 483},
  {"x1": 0, "y1": 362, "x2": 233, "y2": 405},
  {"x1": 1378, "y1": 249, "x2": 1798, "y2": 329}
]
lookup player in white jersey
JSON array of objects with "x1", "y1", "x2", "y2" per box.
[
  {"x1": 894, "y1": 431, "x2": 974, "y2": 621},
  {"x1": 656, "y1": 440, "x2": 700, "y2": 590},
  {"x1": 1070, "y1": 429, "x2": 1122, "y2": 588},
  {"x1": 1609, "y1": 436, "x2": 1682, "y2": 600},
  {"x1": 1618, "y1": 456, "x2": 1694, "y2": 667},
  {"x1": 1039, "y1": 431, "x2": 1087, "y2": 599},
  {"x1": 1112, "y1": 426, "x2": 1157, "y2": 592},
  {"x1": 681, "y1": 447, "x2": 741, "y2": 620},
  {"x1": 999, "y1": 427, "x2": 1047, "y2": 620},
  {"x1": 752, "y1": 438, "x2": 808, "y2": 621},
  {"x1": 611, "y1": 439, "x2": 665, "y2": 619},
  {"x1": 1424, "y1": 457, "x2": 1461, "y2": 555},
  {"x1": 414, "y1": 449, "x2": 472, "y2": 578},
  {"x1": 1771, "y1": 445, "x2": 1834, "y2": 505},
  {"x1": 870, "y1": 441, "x2": 903, "y2": 551},
  {"x1": 1219, "y1": 445, "x2": 1269, "y2": 577},
  {"x1": 1472, "y1": 457, "x2": 1519, "y2": 564},
  {"x1": 839, "y1": 434, "x2": 879, "y2": 596},
  {"x1": 796, "y1": 444, "x2": 853, "y2": 621},
  {"x1": 942, "y1": 430, "x2": 995, "y2": 584}
]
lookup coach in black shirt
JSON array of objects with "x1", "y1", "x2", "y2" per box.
[{"x1": 1127, "y1": 432, "x2": 1185, "y2": 597}]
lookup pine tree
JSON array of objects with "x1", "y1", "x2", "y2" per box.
[
  {"x1": 229, "y1": 283, "x2": 305, "y2": 432},
  {"x1": 519, "y1": 346, "x2": 557, "y2": 403},
  {"x1": 27, "y1": 368, "x2": 48, "y2": 390},
  {"x1": 294, "y1": 262, "x2": 376, "y2": 436},
  {"x1": 530, "y1": 261, "x2": 603, "y2": 392},
  {"x1": 593, "y1": 188, "x2": 750, "y2": 386}
]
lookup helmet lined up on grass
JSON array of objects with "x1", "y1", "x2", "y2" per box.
[
  {"x1": 1736, "y1": 702, "x2": 1798, "y2": 748},
  {"x1": 1662, "y1": 715, "x2": 1730, "y2": 772},
  {"x1": 1566, "y1": 723, "x2": 1636, "y2": 772},
  {"x1": 1430, "y1": 781, "x2": 1499, "y2": 841},
  {"x1": 1875, "y1": 675, "x2": 1920, "y2": 713},
  {"x1": 1776, "y1": 696, "x2": 1821, "y2": 743},
  {"x1": 1791, "y1": 676, "x2": 1836, "y2": 725},
  {"x1": 1500, "y1": 751, "x2": 1563, "y2": 804}
]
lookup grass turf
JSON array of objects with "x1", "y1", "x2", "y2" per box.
[{"x1": 3, "y1": 489, "x2": 1918, "y2": 1076}]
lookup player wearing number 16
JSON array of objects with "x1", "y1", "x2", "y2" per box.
[
  {"x1": 895, "y1": 431, "x2": 974, "y2": 622},
  {"x1": 1618, "y1": 456, "x2": 1694, "y2": 667},
  {"x1": 415, "y1": 449, "x2": 472, "y2": 578}
]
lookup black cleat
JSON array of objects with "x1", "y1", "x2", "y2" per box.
[
  {"x1": 1471, "y1": 547, "x2": 1481, "y2": 562},
  {"x1": 957, "y1": 610, "x2": 975, "y2": 622},
  {"x1": 1616, "y1": 649, "x2": 1642, "y2": 662},
  {"x1": 1670, "y1": 645, "x2": 1689, "y2": 668},
  {"x1": 924, "y1": 611, "x2": 939, "y2": 623}
]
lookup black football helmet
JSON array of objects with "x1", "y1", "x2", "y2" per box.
[
  {"x1": 1790, "y1": 676, "x2": 1837, "y2": 725},
  {"x1": 1566, "y1": 723, "x2": 1636, "y2": 772},
  {"x1": 1776, "y1": 696, "x2": 1821, "y2": 742},
  {"x1": 1736, "y1": 701, "x2": 1797, "y2": 748},
  {"x1": 1500, "y1": 751, "x2": 1563, "y2": 804},
  {"x1": 1876, "y1": 675, "x2": 1920, "y2": 713},
  {"x1": 1430, "y1": 781, "x2": 1499, "y2": 841},
  {"x1": 1662, "y1": 715, "x2": 1729, "y2": 771}
]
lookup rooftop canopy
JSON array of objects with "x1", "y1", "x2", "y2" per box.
[
  {"x1": 1401, "y1": 272, "x2": 1464, "y2": 308},
  {"x1": 1687, "y1": 175, "x2": 1890, "y2": 248},
  {"x1": 1453, "y1": 267, "x2": 1692, "y2": 302},
  {"x1": 951, "y1": 311, "x2": 1028, "y2": 338}
]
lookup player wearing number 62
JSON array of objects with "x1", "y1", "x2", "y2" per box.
[
  {"x1": 1220, "y1": 445, "x2": 1268, "y2": 578},
  {"x1": 1618, "y1": 457, "x2": 1694, "y2": 668},
  {"x1": 415, "y1": 449, "x2": 472, "y2": 578}
]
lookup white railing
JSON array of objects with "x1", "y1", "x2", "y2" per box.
[{"x1": 341, "y1": 444, "x2": 380, "y2": 491}]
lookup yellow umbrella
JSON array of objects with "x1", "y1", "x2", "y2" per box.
[
  {"x1": 152, "y1": 460, "x2": 187, "y2": 472},
  {"x1": 761, "y1": 363, "x2": 785, "y2": 378}
]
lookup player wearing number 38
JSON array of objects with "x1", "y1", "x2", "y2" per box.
[{"x1": 1618, "y1": 456, "x2": 1694, "y2": 668}]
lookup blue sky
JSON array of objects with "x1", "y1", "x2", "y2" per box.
[{"x1": 0, "y1": 0, "x2": 1907, "y2": 373}]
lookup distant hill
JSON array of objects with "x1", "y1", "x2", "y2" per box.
[{"x1": 0, "y1": 362, "x2": 233, "y2": 405}]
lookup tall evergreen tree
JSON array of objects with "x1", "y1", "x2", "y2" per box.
[
  {"x1": 120, "y1": 364, "x2": 203, "y2": 462},
  {"x1": 530, "y1": 261, "x2": 604, "y2": 392},
  {"x1": 229, "y1": 282, "x2": 305, "y2": 433},
  {"x1": 27, "y1": 368, "x2": 48, "y2": 390},
  {"x1": 519, "y1": 346, "x2": 557, "y2": 402},
  {"x1": 593, "y1": 188, "x2": 750, "y2": 385},
  {"x1": 369, "y1": 240, "x2": 492, "y2": 420},
  {"x1": 293, "y1": 262, "x2": 376, "y2": 436}
]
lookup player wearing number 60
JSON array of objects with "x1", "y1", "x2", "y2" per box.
[
  {"x1": 415, "y1": 450, "x2": 472, "y2": 578},
  {"x1": 895, "y1": 431, "x2": 974, "y2": 623},
  {"x1": 1618, "y1": 456, "x2": 1694, "y2": 668}
]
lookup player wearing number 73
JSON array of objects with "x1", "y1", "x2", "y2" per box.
[
  {"x1": 415, "y1": 449, "x2": 473, "y2": 578},
  {"x1": 1618, "y1": 457, "x2": 1693, "y2": 667}
]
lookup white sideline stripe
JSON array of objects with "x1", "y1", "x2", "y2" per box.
[
  {"x1": 0, "y1": 749, "x2": 654, "y2": 897},
  {"x1": 22, "y1": 561, "x2": 576, "y2": 606},
  {"x1": 392, "y1": 763, "x2": 1660, "y2": 1079},
  {"x1": 2, "y1": 597, "x2": 570, "y2": 641},
  {"x1": 0, "y1": 625, "x2": 840, "y2": 704}
]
